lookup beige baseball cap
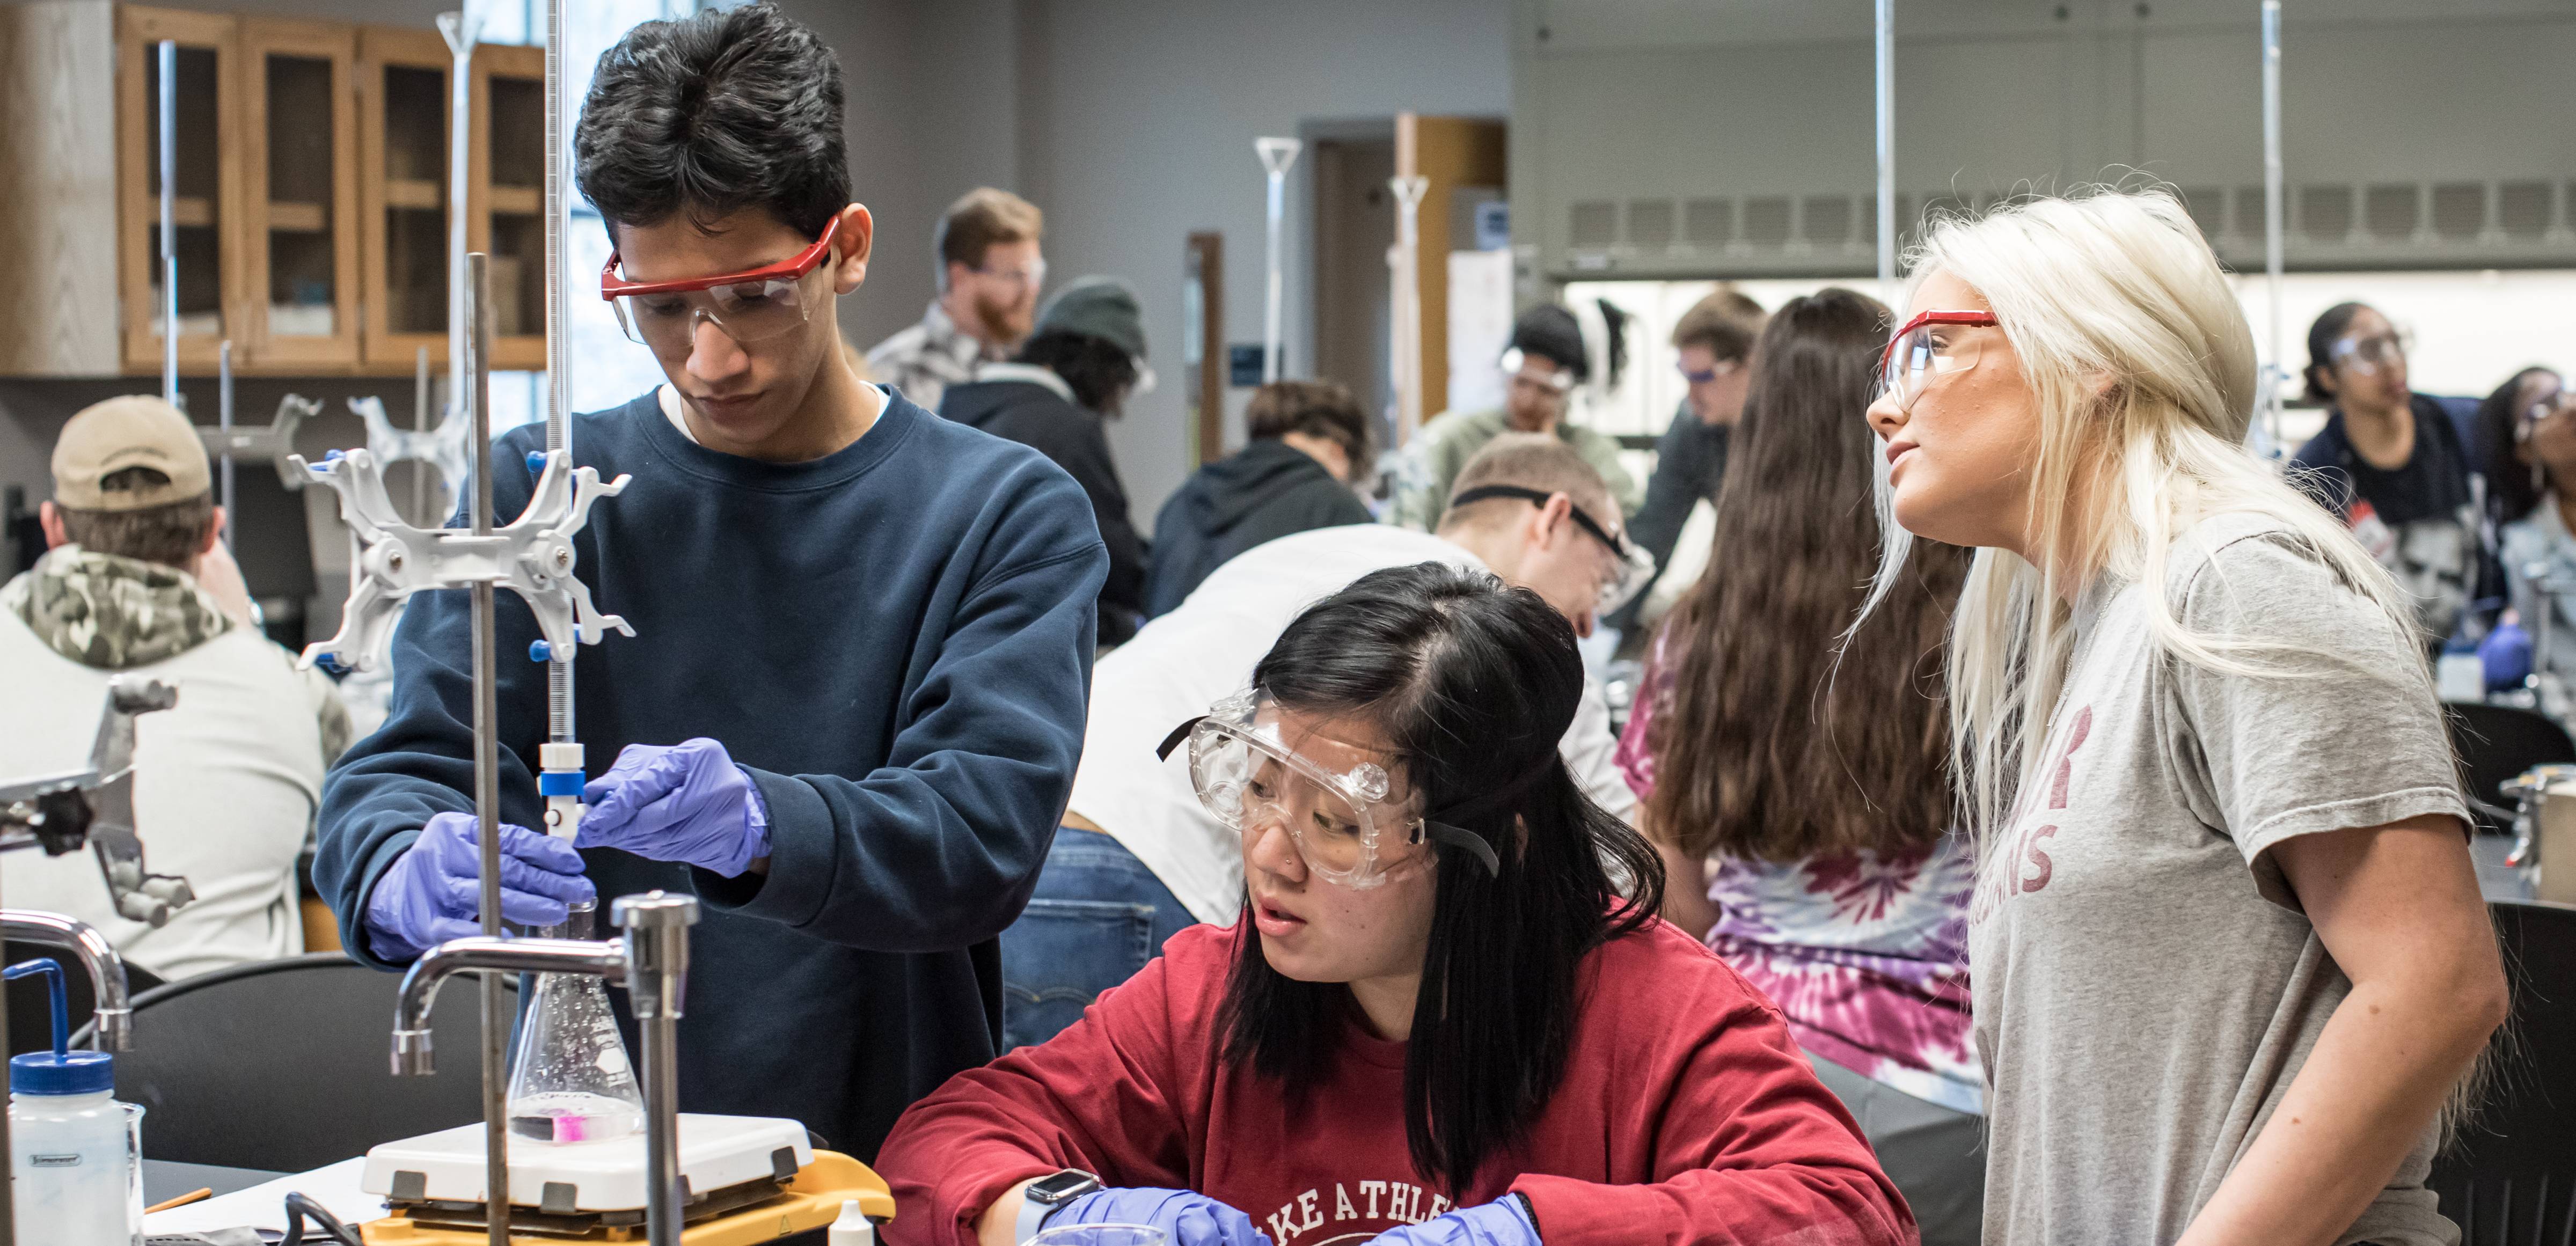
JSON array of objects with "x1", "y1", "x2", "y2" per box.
[{"x1": 52, "y1": 395, "x2": 210, "y2": 512}]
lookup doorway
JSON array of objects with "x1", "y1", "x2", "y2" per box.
[{"x1": 1310, "y1": 131, "x2": 1396, "y2": 446}]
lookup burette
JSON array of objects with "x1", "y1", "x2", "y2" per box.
[{"x1": 536, "y1": 0, "x2": 587, "y2": 834}]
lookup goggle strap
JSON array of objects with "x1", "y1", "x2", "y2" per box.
[
  {"x1": 1155, "y1": 716, "x2": 1208, "y2": 763},
  {"x1": 1411, "y1": 754, "x2": 1562, "y2": 878},
  {"x1": 1419, "y1": 819, "x2": 1502, "y2": 877}
]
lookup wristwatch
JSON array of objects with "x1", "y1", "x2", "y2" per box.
[{"x1": 1014, "y1": 1168, "x2": 1102, "y2": 1243}]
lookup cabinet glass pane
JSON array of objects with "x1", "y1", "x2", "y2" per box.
[
  {"x1": 489, "y1": 74, "x2": 544, "y2": 339},
  {"x1": 267, "y1": 53, "x2": 335, "y2": 338},
  {"x1": 143, "y1": 45, "x2": 224, "y2": 340},
  {"x1": 382, "y1": 63, "x2": 447, "y2": 335}
]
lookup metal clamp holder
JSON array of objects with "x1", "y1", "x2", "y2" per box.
[
  {"x1": 195, "y1": 394, "x2": 324, "y2": 493},
  {"x1": 0, "y1": 679, "x2": 193, "y2": 927},
  {"x1": 289, "y1": 447, "x2": 634, "y2": 675}
]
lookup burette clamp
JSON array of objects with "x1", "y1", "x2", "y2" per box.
[{"x1": 538, "y1": 741, "x2": 587, "y2": 839}]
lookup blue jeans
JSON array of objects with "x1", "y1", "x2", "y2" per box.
[{"x1": 1001, "y1": 828, "x2": 1198, "y2": 1051}]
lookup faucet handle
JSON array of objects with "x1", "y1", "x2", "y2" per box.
[{"x1": 611, "y1": 891, "x2": 700, "y2": 930}]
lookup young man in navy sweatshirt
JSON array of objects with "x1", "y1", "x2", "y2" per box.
[{"x1": 312, "y1": 5, "x2": 1107, "y2": 1162}]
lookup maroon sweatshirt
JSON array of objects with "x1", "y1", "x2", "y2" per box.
[{"x1": 878, "y1": 920, "x2": 1914, "y2": 1246}]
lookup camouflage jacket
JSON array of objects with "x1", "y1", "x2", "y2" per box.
[{"x1": 1, "y1": 545, "x2": 232, "y2": 670}]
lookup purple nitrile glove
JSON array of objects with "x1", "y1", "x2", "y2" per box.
[
  {"x1": 1048, "y1": 1188, "x2": 1271, "y2": 1246},
  {"x1": 1364, "y1": 1197, "x2": 1540, "y2": 1246},
  {"x1": 363, "y1": 811, "x2": 595, "y2": 961},
  {"x1": 577, "y1": 738, "x2": 771, "y2": 876},
  {"x1": 2482, "y1": 620, "x2": 2534, "y2": 691}
]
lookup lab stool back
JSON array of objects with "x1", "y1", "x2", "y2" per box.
[
  {"x1": 69, "y1": 952, "x2": 486, "y2": 1172},
  {"x1": 2430, "y1": 900, "x2": 2576, "y2": 1244},
  {"x1": 5, "y1": 939, "x2": 162, "y2": 1056},
  {"x1": 2448, "y1": 704, "x2": 2576, "y2": 832}
]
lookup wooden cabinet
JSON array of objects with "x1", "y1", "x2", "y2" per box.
[
  {"x1": 478, "y1": 43, "x2": 548, "y2": 370},
  {"x1": 241, "y1": 18, "x2": 361, "y2": 368},
  {"x1": 0, "y1": 3, "x2": 540, "y2": 378},
  {"x1": 356, "y1": 26, "x2": 453, "y2": 370},
  {"x1": 115, "y1": 5, "x2": 240, "y2": 374}
]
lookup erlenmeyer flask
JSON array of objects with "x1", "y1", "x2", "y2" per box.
[{"x1": 506, "y1": 900, "x2": 645, "y2": 1144}]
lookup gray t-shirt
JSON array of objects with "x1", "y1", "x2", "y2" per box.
[{"x1": 1971, "y1": 512, "x2": 2468, "y2": 1246}]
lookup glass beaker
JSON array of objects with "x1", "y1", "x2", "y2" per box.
[
  {"x1": 505, "y1": 900, "x2": 645, "y2": 1144},
  {"x1": 1027, "y1": 1225, "x2": 1167, "y2": 1246}
]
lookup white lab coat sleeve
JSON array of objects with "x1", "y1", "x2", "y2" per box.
[{"x1": 1562, "y1": 675, "x2": 1638, "y2": 827}]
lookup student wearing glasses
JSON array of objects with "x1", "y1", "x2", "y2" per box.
[
  {"x1": 998, "y1": 435, "x2": 1646, "y2": 1051},
  {"x1": 2288, "y1": 302, "x2": 2497, "y2": 646},
  {"x1": 1382, "y1": 306, "x2": 1642, "y2": 533},
  {"x1": 2477, "y1": 367, "x2": 2576, "y2": 691},
  {"x1": 1861, "y1": 189, "x2": 2503, "y2": 1245},
  {"x1": 313, "y1": 6, "x2": 1108, "y2": 1162},
  {"x1": 867, "y1": 187, "x2": 1048, "y2": 412},
  {"x1": 883, "y1": 562, "x2": 1912, "y2": 1246},
  {"x1": 1601, "y1": 288, "x2": 1766, "y2": 635}
]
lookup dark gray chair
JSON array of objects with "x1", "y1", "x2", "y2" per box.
[
  {"x1": 71, "y1": 952, "x2": 485, "y2": 1172},
  {"x1": 2447, "y1": 704, "x2": 2576, "y2": 832},
  {"x1": 2432, "y1": 900, "x2": 2576, "y2": 1244}
]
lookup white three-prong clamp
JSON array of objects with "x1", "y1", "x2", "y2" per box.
[{"x1": 291, "y1": 447, "x2": 635, "y2": 674}]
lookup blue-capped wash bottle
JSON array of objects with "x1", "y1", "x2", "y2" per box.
[{"x1": 8, "y1": 957, "x2": 142, "y2": 1245}]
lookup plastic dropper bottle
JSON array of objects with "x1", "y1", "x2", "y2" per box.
[
  {"x1": 829, "y1": 1198, "x2": 877, "y2": 1246},
  {"x1": 6, "y1": 957, "x2": 143, "y2": 1245}
]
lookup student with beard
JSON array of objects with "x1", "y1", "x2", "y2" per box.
[{"x1": 868, "y1": 187, "x2": 1047, "y2": 411}]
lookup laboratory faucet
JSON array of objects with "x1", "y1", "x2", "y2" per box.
[
  {"x1": 390, "y1": 890, "x2": 699, "y2": 1246},
  {"x1": 1, "y1": 910, "x2": 134, "y2": 1052}
]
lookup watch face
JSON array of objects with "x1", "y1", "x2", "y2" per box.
[{"x1": 1031, "y1": 1170, "x2": 1099, "y2": 1203}]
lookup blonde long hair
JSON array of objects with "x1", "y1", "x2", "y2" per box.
[{"x1": 1858, "y1": 188, "x2": 2427, "y2": 843}]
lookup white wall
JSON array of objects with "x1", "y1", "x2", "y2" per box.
[{"x1": 787, "y1": 0, "x2": 1512, "y2": 524}]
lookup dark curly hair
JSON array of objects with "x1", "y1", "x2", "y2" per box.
[{"x1": 573, "y1": 3, "x2": 848, "y2": 240}]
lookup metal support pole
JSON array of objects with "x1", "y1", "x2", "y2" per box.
[
  {"x1": 438, "y1": 10, "x2": 482, "y2": 419},
  {"x1": 1388, "y1": 176, "x2": 1429, "y2": 445},
  {"x1": 218, "y1": 341, "x2": 236, "y2": 549},
  {"x1": 544, "y1": 0, "x2": 575, "y2": 744},
  {"x1": 415, "y1": 346, "x2": 434, "y2": 524},
  {"x1": 615, "y1": 892, "x2": 699, "y2": 1246},
  {"x1": 464, "y1": 251, "x2": 508, "y2": 1246},
  {"x1": 1875, "y1": 0, "x2": 1897, "y2": 293},
  {"x1": 158, "y1": 40, "x2": 179, "y2": 405},
  {"x1": 1255, "y1": 138, "x2": 1302, "y2": 385},
  {"x1": 2261, "y1": 1, "x2": 2286, "y2": 455}
]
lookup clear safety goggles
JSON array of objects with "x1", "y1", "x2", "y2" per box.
[
  {"x1": 2524, "y1": 387, "x2": 2574, "y2": 434},
  {"x1": 1157, "y1": 693, "x2": 1502, "y2": 889},
  {"x1": 1500, "y1": 348, "x2": 1577, "y2": 399},
  {"x1": 600, "y1": 218, "x2": 839, "y2": 356},
  {"x1": 1447, "y1": 484, "x2": 1656, "y2": 615},
  {"x1": 1878, "y1": 309, "x2": 2000, "y2": 410},
  {"x1": 2330, "y1": 328, "x2": 2412, "y2": 376}
]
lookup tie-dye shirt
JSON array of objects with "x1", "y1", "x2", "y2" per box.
[{"x1": 1617, "y1": 647, "x2": 1982, "y2": 1115}]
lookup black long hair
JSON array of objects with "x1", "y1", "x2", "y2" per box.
[
  {"x1": 2480, "y1": 367, "x2": 2564, "y2": 525},
  {"x1": 1217, "y1": 561, "x2": 1664, "y2": 1196}
]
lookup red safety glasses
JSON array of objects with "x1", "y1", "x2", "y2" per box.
[
  {"x1": 1879, "y1": 310, "x2": 2000, "y2": 408},
  {"x1": 599, "y1": 218, "x2": 841, "y2": 354}
]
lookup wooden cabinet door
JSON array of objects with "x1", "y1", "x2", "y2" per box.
[
  {"x1": 238, "y1": 18, "x2": 360, "y2": 370},
  {"x1": 118, "y1": 6, "x2": 243, "y2": 376},
  {"x1": 1396, "y1": 114, "x2": 1507, "y2": 439},
  {"x1": 475, "y1": 42, "x2": 548, "y2": 372},
  {"x1": 357, "y1": 25, "x2": 453, "y2": 370}
]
